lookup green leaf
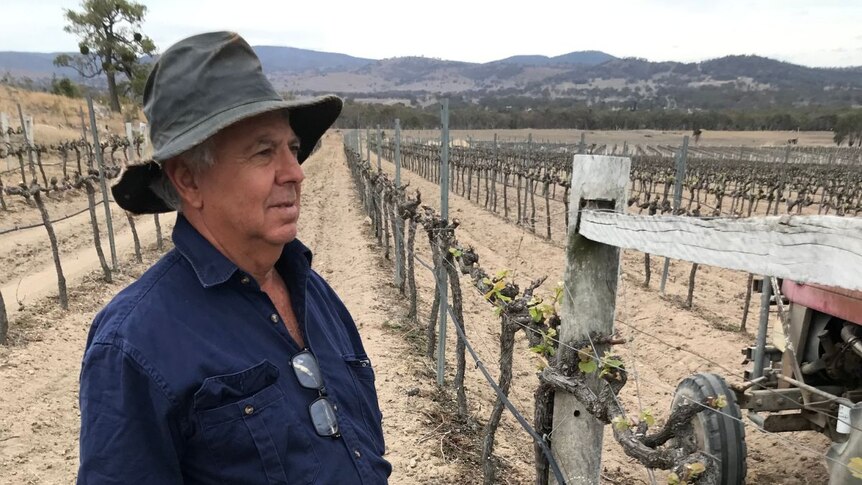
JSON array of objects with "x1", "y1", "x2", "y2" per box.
[
  {"x1": 640, "y1": 409, "x2": 656, "y2": 427},
  {"x1": 611, "y1": 416, "x2": 630, "y2": 431},
  {"x1": 448, "y1": 247, "x2": 462, "y2": 257},
  {"x1": 530, "y1": 345, "x2": 545, "y2": 354},
  {"x1": 849, "y1": 457, "x2": 862, "y2": 479},
  {"x1": 709, "y1": 395, "x2": 728, "y2": 409},
  {"x1": 529, "y1": 306, "x2": 542, "y2": 322},
  {"x1": 686, "y1": 462, "x2": 706, "y2": 477},
  {"x1": 578, "y1": 359, "x2": 598, "y2": 374},
  {"x1": 493, "y1": 306, "x2": 503, "y2": 317},
  {"x1": 667, "y1": 472, "x2": 681, "y2": 485},
  {"x1": 603, "y1": 357, "x2": 624, "y2": 371},
  {"x1": 495, "y1": 269, "x2": 511, "y2": 279}
]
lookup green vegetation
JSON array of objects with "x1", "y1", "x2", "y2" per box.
[
  {"x1": 337, "y1": 98, "x2": 859, "y2": 137},
  {"x1": 54, "y1": 0, "x2": 156, "y2": 113}
]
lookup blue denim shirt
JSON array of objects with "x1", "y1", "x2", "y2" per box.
[{"x1": 78, "y1": 215, "x2": 391, "y2": 484}]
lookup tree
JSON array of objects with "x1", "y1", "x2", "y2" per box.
[
  {"x1": 51, "y1": 76, "x2": 82, "y2": 98},
  {"x1": 54, "y1": 0, "x2": 156, "y2": 113}
]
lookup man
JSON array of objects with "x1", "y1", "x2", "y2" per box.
[{"x1": 78, "y1": 31, "x2": 391, "y2": 484}]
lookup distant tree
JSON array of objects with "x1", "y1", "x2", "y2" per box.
[
  {"x1": 51, "y1": 76, "x2": 82, "y2": 98},
  {"x1": 833, "y1": 112, "x2": 862, "y2": 146},
  {"x1": 54, "y1": 0, "x2": 156, "y2": 113}
]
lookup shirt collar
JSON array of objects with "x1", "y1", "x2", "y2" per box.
[{"x1": 172, "y1": 214, "x2": 313, "y2": 288}]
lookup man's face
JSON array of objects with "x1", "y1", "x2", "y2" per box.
[{"x1": 196, "y1": 111, "x2": 304, "y2": 248}]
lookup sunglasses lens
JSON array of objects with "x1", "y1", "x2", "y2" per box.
[
  {"x1": 292, "y1": 351, "x2": 323, "y2": 389},
  {"x1": 309, "y1": 397, "x2": 339, "y2": 437}
]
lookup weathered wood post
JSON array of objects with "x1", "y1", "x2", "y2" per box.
[
  {"x1": 551, "y1": 154, "x2": 630, "y2": 485},
  {"x1": 660, "y1": 136, "x2": 688, "y2": 295},
  {"x1": 394, "y1": 119, "x2": 404, "y2": 291},
  {"x1": 125, "y1": 122, "x2": 134, "y2": 164},
  {"x1": 86, "y1": 95, "x2": 118, "y2": 270},
  {"x1": 436, "y1": 99, "x2": 450, "y2": 387},
  {"x1": 376, "y1": 124, "x2": 382, "y2": 172}
]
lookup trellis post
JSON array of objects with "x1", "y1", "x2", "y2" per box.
[
  {"x1": 660, "y1": 136, "x2": 689, "y2": 295},
  {"x1": 436, "y1": 99, "x2": 450, "y2": 386},
  {"x1": 394, "y1": 119, "x2": 404, "y2": 289},
  {"x1": 552, "y1": 154, "x2": 630, "y2": 484},
  {"x1": 86, "y1": 95, "x2": 118, "y2": 270}
]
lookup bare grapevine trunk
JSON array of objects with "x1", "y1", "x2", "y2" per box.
[
  {"x1": 426, "y1": 237, "x2": 441, "y2": 360},
  {"x1": 33, "y1": 188, "x2": 67, "y2": 309},
  {"x1": 84, "y1": 181, "x2": 111, "y2": 282},
  {"x1": 406, "y1": 218, "x2": 418, "y2": 321},
  {"x1": 644, "y1": 253, "x2": 652, "y2": 286},
  {"x1": 442, "y1": 243, "x2": 467, "y2": 417},
  {"x1": 482, "y1": 320, "x2": 517, "y2": 485},
  {"x1": 154, "y1": 214, "x2": 163, "y2": 251},
  {"x1": 534, "y1": 383, "x2": 555, "y2": 485},
  {"x1": 685, "y1": 263, "x2": 699, "y2": 308},
  {"x1": 0, "y1": 286, "x2": 7, "y2": 344},
  {"x1": 126, "y1": 212, "x2": 143, "y2": 263}
]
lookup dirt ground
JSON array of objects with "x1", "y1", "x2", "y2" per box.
[{"x1": 0, "y1": 131, "x2": 835, "y2": 484}]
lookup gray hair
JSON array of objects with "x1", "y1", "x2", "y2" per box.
[{"x1": 149, "y1": 138, "x2": 216, "y2": 212}]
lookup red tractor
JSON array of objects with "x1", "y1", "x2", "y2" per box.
[{"x1": 672, "y1": 281, "x2": 862, "y2": 484}]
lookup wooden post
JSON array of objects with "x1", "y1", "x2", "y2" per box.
[
  {"x1": 437, "y1": 99, "x2": 450, "y2": 387},
  {"x1": 376, "y1": 124, "x2": 382, "y2": 171},
  {"x1": 87, "y1": 95, "x2": 118, "y2": 270},
  {"x1": 660, "y1": 136, "x2": 689, "y2": 295},
  {"x1": 24, "y1": 116, "x2": 34, "y2": 145},
  {"x1": 752, "y1": 276, "x2": 772, "y2": 378},
  {"x1": 366, "y1": 127, "x2": 371, "y2": 162},
  {"x1": 552, "y1": 154, "x2": 630, "y2": 485},
  {"x1": 394, "y1": 119, "x2": 404, "y2": 289},
  {"x1": 125, "y1": 122, "x2": 134, "y2": 163}
]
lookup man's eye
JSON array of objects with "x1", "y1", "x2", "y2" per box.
[
  {"x1": 257, "y1": 148, "x2": 274, "y2": 157},
  {"x1": 290, "y1": 145, "x2": 301, "y2": 155}
]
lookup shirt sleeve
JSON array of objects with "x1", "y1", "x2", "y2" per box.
[{"x1": 77, "y1": 342, "x2": 184, "y2": 485}]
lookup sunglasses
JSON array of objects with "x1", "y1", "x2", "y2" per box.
[{"x1": 291, "y1": 350, "x2": 340, "y2": 438}]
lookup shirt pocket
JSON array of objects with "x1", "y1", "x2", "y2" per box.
[
  {"x1": 193, "y1": 360, "x2": 320, "y2": 485},
  {"x1": 343, "y1": 354, "x2": 385, "y2": 454}
]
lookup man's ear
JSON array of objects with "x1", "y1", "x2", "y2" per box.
[{"x1": 163, "y1": 158, "x2": 204, "y2": 210}]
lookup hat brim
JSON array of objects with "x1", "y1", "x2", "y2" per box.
[{"x1": 112, "y1": 95, "x2": 342, "y2": 214}]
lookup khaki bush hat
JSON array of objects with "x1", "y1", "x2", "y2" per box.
[{"x1": 112, "y1": 31, "x2": 342, "y2": 214}]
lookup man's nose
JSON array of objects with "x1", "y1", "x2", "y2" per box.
[{"x1": 275, "y1": 149, "x2": 304, "y2": 185}]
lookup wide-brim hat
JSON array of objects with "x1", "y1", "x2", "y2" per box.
[{"x1": 112, "y1": 31, "x2": 342, "y2": 214}]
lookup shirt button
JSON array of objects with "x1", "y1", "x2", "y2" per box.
[
  {"x1": 270, "y1": 313, "x2": 279, "y2": 323},
  {"x1": 240, "y1": 275, "x2": 250, "y2": 284},
  {"x1": 244, "y1": 405, "x2": 254, "y2": 415},
  {"x1": 354, "y1": 449, "x2": 362, "y2": 459}
]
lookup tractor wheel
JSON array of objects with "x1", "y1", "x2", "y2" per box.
[{"x1": 671, "y1": 372, "x2": 747, "y2": 484}]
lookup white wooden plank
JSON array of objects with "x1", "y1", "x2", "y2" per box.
[{"x1": 579, "y1": 211, "x2": 862, "y2": 291}]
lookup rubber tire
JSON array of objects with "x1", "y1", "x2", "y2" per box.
[{"x1": 671, "y1": 372, "x2": 747, "y2": 485}]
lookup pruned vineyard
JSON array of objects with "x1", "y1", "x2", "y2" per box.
[{"x1": 0, "y1": 106, "x2": 161, "y2": 344}]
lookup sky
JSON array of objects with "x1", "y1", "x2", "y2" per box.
[{"x1": 2, "y1": 0, "x2": 861, "y2": 67}]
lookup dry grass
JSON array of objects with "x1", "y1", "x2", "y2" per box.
[{"x1": 0, "y1": 85, "x2": 141, "y2": 145}]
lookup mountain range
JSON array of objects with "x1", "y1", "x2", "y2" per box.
[{"x1": 2, "y1": 47, "x2": 861, "y2": 110}]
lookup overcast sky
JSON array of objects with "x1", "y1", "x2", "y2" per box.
[{"x1": 2, "y1": 0, "x2": 861, "y2": 67}]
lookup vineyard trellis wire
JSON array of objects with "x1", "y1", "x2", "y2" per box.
[
  {"x1": 345, "y1": 120, "x2": 862, "y2": 484},
  {"x1": 0, "y1": 102, "x2": 160, "y2": 343}
]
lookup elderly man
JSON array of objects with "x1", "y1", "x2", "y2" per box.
[{"x1": 77, "y1": 32, "x2": 390, "y2": 484}]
